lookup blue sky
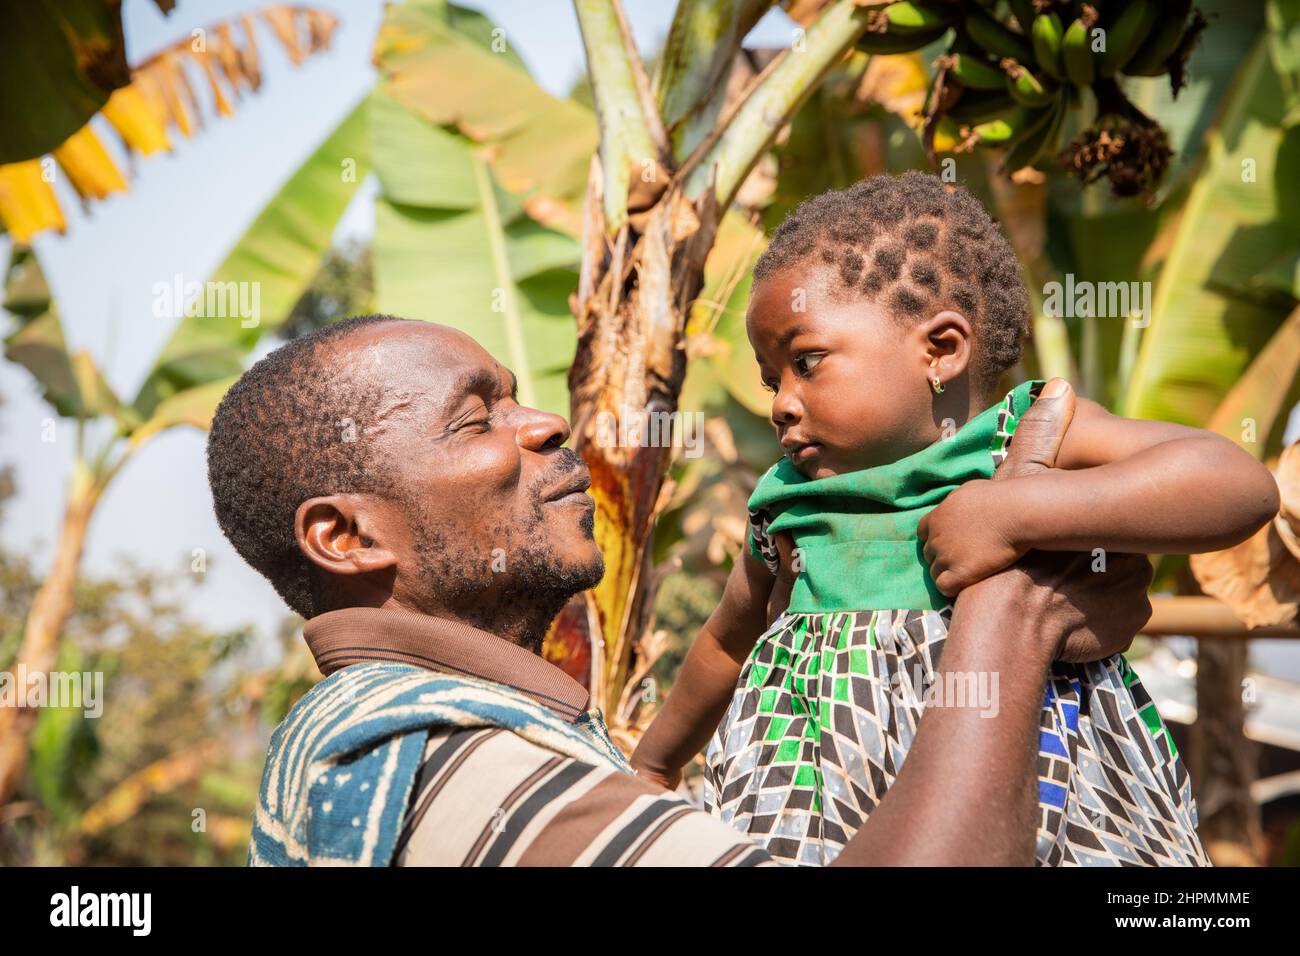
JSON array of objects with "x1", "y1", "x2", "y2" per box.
[{"x1": 0, "y1": 0, "x2": 798, "y2": 639}]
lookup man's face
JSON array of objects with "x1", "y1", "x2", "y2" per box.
[{"x1": 326, "y1": 322, "x2": 603, "y2": 640}]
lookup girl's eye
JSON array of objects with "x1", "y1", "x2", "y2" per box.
[
  {"x1": 794, "y1": 353, "x2": 824, "y2": 376},
  {"x1": 761, "y1": 378, "x2": 778, "y2": 394}
]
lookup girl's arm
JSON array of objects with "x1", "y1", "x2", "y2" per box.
[
  {"x1": 630, "y1": 549, "x2": 774, "y2": 789},
  {"x1": 921, "y1": 398, "x2": 1280, "y2": 596},
  {"x1": 1023, "y1": 398, "x2": 1280, "y2": 553}
]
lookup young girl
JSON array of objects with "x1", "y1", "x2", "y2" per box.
[{"x1": 631, "y1": 172, "x2": 1279, "y2": 867}]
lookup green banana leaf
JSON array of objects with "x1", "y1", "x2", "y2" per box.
[
  {"x1": 1205, "y1": 304, "x2": 1300, "y2": 451},
  {"x1": 1268, "y1": 0, "x2": 1300, "y2": 110},
  {"x1": 1124, "y1": 33, "x2": 1300, "y2": 442},
  {"x1": 132, "y1": 97, "x2": 371, "y2": 420},
  {"x1": 436, "y1": 0, "x2": 530, "y2": 73},
  {"x1": 1, "y1": 245, "x2": 51, "y2": 317},
  {"x1": 688, "y1": 209, "x2": 769, "y2": 417},
  {"x1": 129, "y1": 375, "x2": 239, "y2": 449},
  {"x1": 375, "y1": 0, "x2": 597, "y2": 225},
  {"x1": 3, "y1": 245, "x2": 127, "y2": 424},
  {"x1": 369, "y1": 91, "x2": 579, "y2": 416},
  {"x1": 4, "y1": 308, "x2": 83, "y2": 419},
  {"x1": 26, "y1": 640, "x2": 99, "y2": 825}
]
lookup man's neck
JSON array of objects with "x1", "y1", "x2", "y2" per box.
[{"x1": 378, "y1": 594, "x2": 562, "y2": 654}]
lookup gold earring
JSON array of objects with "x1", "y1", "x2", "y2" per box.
[{"x1": 931, "y1": 376, "x2": 944, "y2": 395}]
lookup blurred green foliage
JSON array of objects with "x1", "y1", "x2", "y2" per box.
[{"x1": 0, "y1": 441, "x2": 319, "y2": 865}]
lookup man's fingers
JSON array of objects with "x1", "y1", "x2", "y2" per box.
[{"x1": 994, "y1": 378, "x2": 1077, "y2": 482}]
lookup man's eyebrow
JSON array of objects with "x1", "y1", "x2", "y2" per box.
[
  {"x1": 448, "y1": 367, "x2": 497, "y2": 404},
  {"x1": 452, "y1": 367, "x2": 515, "y2": 403}
]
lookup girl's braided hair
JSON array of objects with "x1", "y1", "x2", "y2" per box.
[{"x1": 753, "y1": 172, "x2": 1029, "y2": 392}]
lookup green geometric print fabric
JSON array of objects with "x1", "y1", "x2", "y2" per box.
[
  {"x1": 713, "y1": 381, "x2": 1209, "y2": 866},
  {"x1": 703, "y1": 608, "x2": 1210, "y2": 867}
]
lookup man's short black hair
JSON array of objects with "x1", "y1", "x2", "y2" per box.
[
  {"x1": 207, "y1": 313, "x2": 405, "y2": 618},
  {"x1": 752, "y1": 171, "x2": 1029, "y2": 392}
]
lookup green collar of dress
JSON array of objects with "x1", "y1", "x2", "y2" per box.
[{"x1": 749, "y1": 379, "x2": 1042, "y2": 612}]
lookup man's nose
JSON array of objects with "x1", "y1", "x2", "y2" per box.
[{"x1": 516, "y1": 406, "x2": 570, "y2": 451}]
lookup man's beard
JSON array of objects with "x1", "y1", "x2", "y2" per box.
[{"x1": 409, "y1": 451, "x2": 604, "y2": 650}]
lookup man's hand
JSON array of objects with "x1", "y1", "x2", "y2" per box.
[
  {"x1": 629, "y1": 759, "x2": 681, "y2": 792},
  {"x1": 1018, "y1": 549, "x2": 1153, "y2": 663},
  {"x1": 993, "y1": 378, "x2": 1077, "y2": 481}
]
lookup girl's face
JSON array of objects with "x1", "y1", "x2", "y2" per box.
[{"x1": 747, "y1": 264, "x2": 950, "y2": 479}]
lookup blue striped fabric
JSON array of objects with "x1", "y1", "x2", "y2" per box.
[{"x1": 249, "y1": 661, "x2": 630, "y2": 866}]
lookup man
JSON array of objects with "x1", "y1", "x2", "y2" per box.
[{"x1": 208, "y1": 315, "x2": 1151, "y2": 866}]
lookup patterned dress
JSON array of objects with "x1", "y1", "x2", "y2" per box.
[{"x1": 704, "y1": 381, "x2": 1209, "y2": 867}]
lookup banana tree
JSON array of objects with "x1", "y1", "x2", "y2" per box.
[
  {"x1": 0, "y1": 1, "x2": 631, "y2": 811},
  {"x1": 0, "y1": 9, "x2": 348, "y2": 805},
  {"x1": 0, "y1": 0, "x2": 151, "y2": 165}
]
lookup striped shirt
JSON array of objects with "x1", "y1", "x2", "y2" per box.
[
  {"x1": 395, "y1": 727, "x2": 774, "y2": 866},
  {"x1": 301, "y1": 606, "x2": 776, "y2": 867}
]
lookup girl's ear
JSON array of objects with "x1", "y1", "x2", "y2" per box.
[{"x1": 919, "y1": 310, "x2": 974, "y2": 387}]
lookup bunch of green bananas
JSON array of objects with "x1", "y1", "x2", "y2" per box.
[{"x1": 856, "y1": 1, "x2": 1207, "y2": 195}]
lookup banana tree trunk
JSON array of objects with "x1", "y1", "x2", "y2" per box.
[
  {"x1": 0, "y1": 460, "x2": 102, "y2": 806},
  {"x1": 568, "y1": 165, "x2": 721, "y2": 731}
]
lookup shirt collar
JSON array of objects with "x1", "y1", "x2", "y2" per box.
[{"x1": 301, "y1": 606, "x2": 590, "y2": 722}]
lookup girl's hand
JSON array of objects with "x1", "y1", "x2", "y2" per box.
[{"x1": 918, "y1": 479, "x2": 1024, "y2": 596}]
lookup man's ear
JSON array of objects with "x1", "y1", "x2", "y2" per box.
[
  {"x1": 294, "y1": 495, "x2": 397, "y2": 577},
  {"x1": 919, "y1": 310, "x2": 974, "y2": 387}
]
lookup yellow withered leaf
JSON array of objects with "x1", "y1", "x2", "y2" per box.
[
  {"x1": 262, "y1": 6, "x2": 304, "y2": 64},
  {"x1": 52, "y1": 126, "x2": 128, "y2": 200},
  {"x1": 5, "y1": 6, "x2": 338, "y2": 241},
  {"x1": 240, "y1": 15, "x2": 263, "y2": 91},
  {"x1": 214, "y1": 23, "x2": 246, "y2": 95},
  {"x1": 0, "y1": 161, "x2": 66, "y2": 242},
  {"x1": 305, "y1": 9, "x2": 337, "y2": 53},
  {"x1": 196, "y1": 53, "x2": 235, "y2": 117},
  {"x1": 101, "y1": 86, "x2": 171, "y2": 155}
]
